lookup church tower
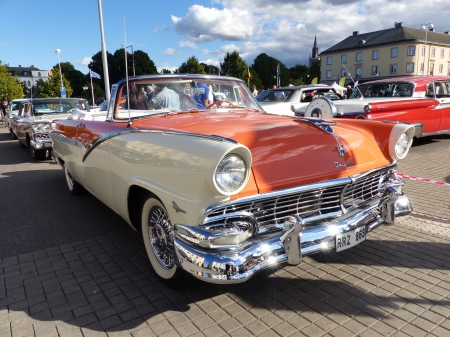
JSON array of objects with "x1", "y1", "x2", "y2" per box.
[{"x1": 309, "y1": 35, "x2": 319, "y2": 67}]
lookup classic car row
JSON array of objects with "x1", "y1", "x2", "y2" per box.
[
  {"x1": 7, "y1": 98, "x2": 93, "y2": 159},
  {"x1": 46, "y1": 74, "x2": 415, "y2": 287}
]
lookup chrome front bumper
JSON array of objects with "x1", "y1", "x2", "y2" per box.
[
  {"x1": 174, "y1": 193, "x2": 412, "y2": 284},
  {"x1": 30, "y1": 139, "x2": 52, "y2": 150}
]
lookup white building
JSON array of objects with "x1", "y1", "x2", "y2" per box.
[{"x1": 7, "y1": 65, "x2": 50, "y2": 88}]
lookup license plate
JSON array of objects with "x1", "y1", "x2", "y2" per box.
[{"x1": 335, "y1": 226, "x2": 366, "y2": 252}]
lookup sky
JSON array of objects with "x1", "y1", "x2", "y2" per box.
[{"x1": 1, "y1": 0, "x2": 450, "y2": 76}]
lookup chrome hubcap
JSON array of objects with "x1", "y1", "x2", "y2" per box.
[{"x1": 148, "y1": 206, "x2": 175, "y2": 269}]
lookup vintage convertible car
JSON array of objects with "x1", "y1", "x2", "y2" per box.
[
  {"x1": 50, "y1": 74, "x2": 414, "y2": 286},
  {"x1": 295, "y1": 76, "x2": 450, "y2": 137},
  {"x1": 256, "y1": 85, "x2": 343, "y2": 116},
  {"x1": 11, "y1": 98, "x2": 90, "y2": 159}
]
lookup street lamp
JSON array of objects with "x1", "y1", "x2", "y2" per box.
[
  {"x1": 420, "y1": 23, "x2": 434, "y2": 75},
  {"x1": 82, "y1": 86, "x2": 89, "y2": 100},
  {"x1": 55, "y1": 48, "x2": 64, "y2": 91}
]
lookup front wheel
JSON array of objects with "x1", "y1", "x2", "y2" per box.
[
  {"x1": 141, "y1": 197, "x2": 189, "y2": 288},
  {"x1": 30, "y1": 147, "x2": 45, "y2": 160},
  {"x1": 64, "y1": 164, "x2": 85, "y2": 195}
]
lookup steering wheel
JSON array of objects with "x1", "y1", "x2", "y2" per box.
[{"x1": 207, "y1": 100, "x2": 236, "y2": 108}]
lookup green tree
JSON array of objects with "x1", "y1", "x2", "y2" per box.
[
  {"x1": 252, "y1": 53, "x2": 290, "y2": 89},
  {"x1": 36, "y1": 66, "x2": 73, "y2": 98},
  {"x1": 289, "y1": 64, "x2": 310, "y2": 85},
  {"x1": 90, "y1": 51, "x2": 115, "y2": 90},
  {"x1": 200, "y1": 63, "x2": 219, "y2": 75},
  {"x1": 133, "y1": 50, "x2": 158, "y2": 75},
  {"x1": 58, "y1": 62, "x2": 86, "y2": 97},
  {"x1": 248, "y1": 68, "x2": 263, "y2": 90},
  {"x1": 178, "y1": 56, "x2": 206, "y2": 74},
  {"x1": 0, "y1": 61, "x2": 23, "y2": 101},
  {"x1": 220, "y1": 51, "x2": 248, "y2": 82},
  {"x1": 161, "y1": 69, "x2": 172, "y2": 74}
]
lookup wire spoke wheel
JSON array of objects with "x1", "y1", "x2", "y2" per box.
[{"x1": 148, "y1": 206, "x2": 175, "y2": 269}]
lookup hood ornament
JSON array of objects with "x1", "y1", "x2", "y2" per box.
[{"x1": 336, "y1": 144, "x2": 346, "y2": 157}]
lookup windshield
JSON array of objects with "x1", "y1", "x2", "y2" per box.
[
  {"x1": 32, "y1": 99, "x2": 89, "y2": 115},
  {"x1": 112, "y1": 76, "x2": 262, "y2": 120},
  {"x1": 351, "y1": 82, "x2": 414, "y2": 98},
  {"x1": 256, "y1": 90, "x2": 293, "y2": 102},
  {"x1": 10, "y1": 101, "x2": 23, "y2": 111}
]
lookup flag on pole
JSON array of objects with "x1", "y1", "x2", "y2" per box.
[
  {"x1": 90, "y1": 70, "x2": 102, "y2": 79},
  {"x1": 247, "y1": 66, "x2": 251, "y2": 80}
]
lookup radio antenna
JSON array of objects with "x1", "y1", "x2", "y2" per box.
[
  {"x1": 123, "y1": 15, "x2": 132, "y2": 127},
  {"x1": 340, "y1": 62, "x2": 363, "y2": 99}
]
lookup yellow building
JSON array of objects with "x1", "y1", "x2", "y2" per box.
[{"x1": 320, "y1": 22, "x2": 450, "y2": 84}]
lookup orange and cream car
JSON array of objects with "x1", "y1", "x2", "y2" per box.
[{"x1": 50, "y1": 74, "x2": 414, "y2": 287}]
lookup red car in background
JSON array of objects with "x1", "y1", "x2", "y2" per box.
[{"x1": 296, "y1": 76, "x2": 450, "y2": 137}]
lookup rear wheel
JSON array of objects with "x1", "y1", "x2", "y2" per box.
[
  {"x1": 64, "y1": 164, "x2": 85, "y2": 195},
  {"x1": 141, "y1": 197, "x2": 189, "y2": 288},
  {"x1": 30, "y1": 147, "x2": 45, "y2": 160}
]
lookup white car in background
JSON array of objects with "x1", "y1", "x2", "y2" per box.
[{"x1": 256, "y1": 85, "x2": 343, "y2": 116}]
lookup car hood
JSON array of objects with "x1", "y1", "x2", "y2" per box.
[{"x1": 136, "y1": 111, "x2": 390, "y2": 194}]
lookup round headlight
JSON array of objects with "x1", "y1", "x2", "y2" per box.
[
  {"x1": 215, "y1": 154, "x2": 247, "y2": 193},
  {"x1": 395, "y1": 133, "x2": 409, "y2": 158},
  {"x1": 32, "y1": 124, "x2": 41, "y2": 132},
  {"x1": 42, "y1": 123, "x2": 51, "y2": 132}
]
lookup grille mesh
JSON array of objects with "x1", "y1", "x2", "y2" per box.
[{"x1": 206, "y1": 166, "x2": 393, "y2": 229}]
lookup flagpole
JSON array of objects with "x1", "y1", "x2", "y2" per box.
[{"x1": 90, "y1": 71, "x2": 95, "y2": 106}]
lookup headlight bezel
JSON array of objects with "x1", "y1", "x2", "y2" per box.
[
  {"x1": 214, "y1": 154, "x2": 247, "y2": 195},
  {"x1": 388, "y1": 123, "x2": 415, "y2": 161}
]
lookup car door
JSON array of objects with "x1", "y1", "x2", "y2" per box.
[
  {"x1": 74, "y1": 120, "x2": 117, "y2": 210},
  {"x1": 433, "y1": 80, "x2": 450, "y2": 131}
]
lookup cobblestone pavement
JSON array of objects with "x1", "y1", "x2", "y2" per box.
[
  {"x1": 2, "y1": 217, "x2": 450, "y2": 337},
  {"x1": 1, "y1": 130, "x2": 450, "y2": 336}
]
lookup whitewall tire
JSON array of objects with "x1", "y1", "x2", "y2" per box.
[
  {"x1": 141, "y1": 197, "x2": 188, "y2": 287},
  {"x1": 64, "y1": 164, "x2": 85, "y2": 195}
]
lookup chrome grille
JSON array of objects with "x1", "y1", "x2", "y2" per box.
[
  {"x1": 204, "y1": 165, "x2": 394, "y2": 230},
  {"x1": 342, "y1": 168, "x2": 391, "y2": 209}
]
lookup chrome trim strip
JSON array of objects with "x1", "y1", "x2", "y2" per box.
[
  {"x1": 50, "y1": 133, "x2": 84, "y2": 149},
  {"x1": 81, "y1": 128, "x2": 237, "y2": 162}
]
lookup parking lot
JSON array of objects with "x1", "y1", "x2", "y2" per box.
[{"x1": 1, "y1": 126, "x2": 450, "y2": 337}]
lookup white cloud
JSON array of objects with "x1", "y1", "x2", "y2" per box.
[
  {"x1": 153, "y1": 24, "x2": 170, "y2": 33},
  {"x1": 161, "y1": 48, "x2": 176, "y2": 55},
  {"x1": 178, "y1": 40, "x2": 198, "y2": 49},
  {"x1": 77, "y1": 57, "x2": 92, "y2": 67},
  {"x1": 162, "y1": 0, "x2": 450, "y2": 70},
  {"x1": 171, "y1": 5, "x2": 256, "y2": 43}
]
